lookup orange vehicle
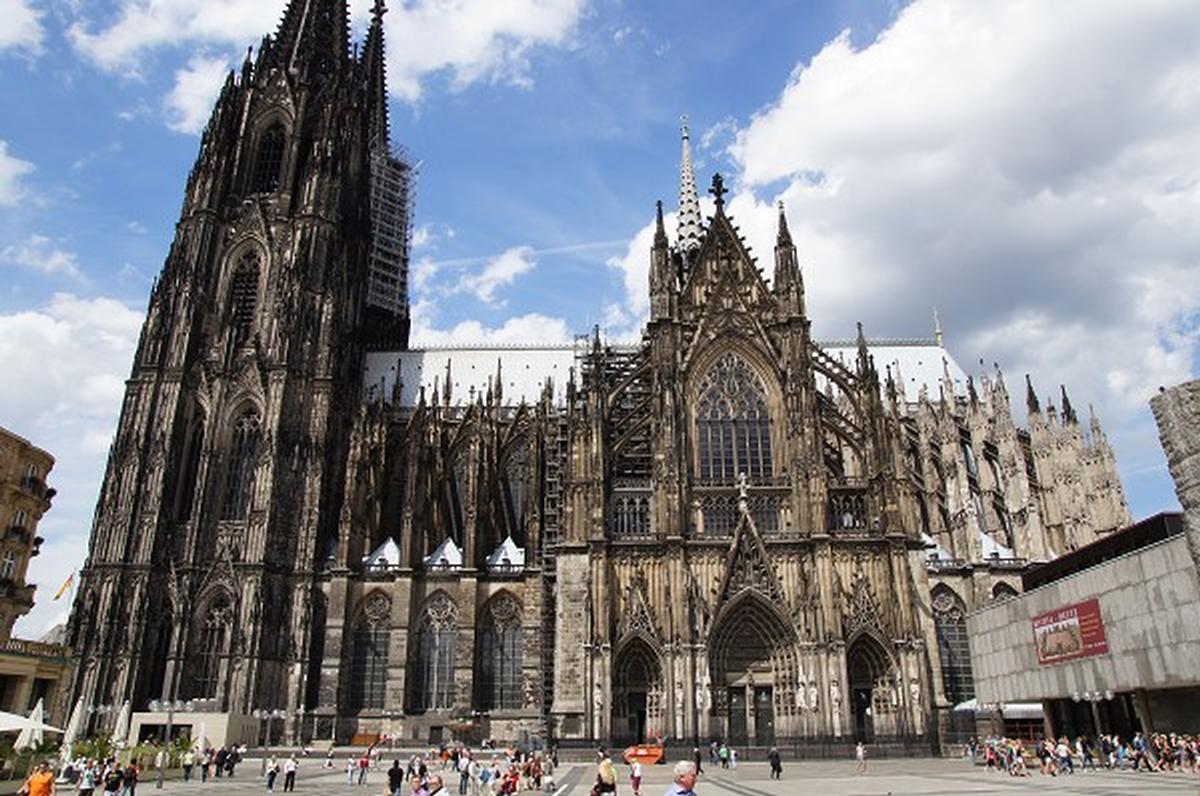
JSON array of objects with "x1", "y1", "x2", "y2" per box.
[{"x1": 623, "y1": 744, "x2": 665, "y2": 766}]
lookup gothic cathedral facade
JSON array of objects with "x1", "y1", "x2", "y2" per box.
[{"x1": 66, "y1": 0, "x2": 1129, "y2": 750}]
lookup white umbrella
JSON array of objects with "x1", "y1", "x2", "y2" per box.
[
  {"x1": 59, "y1": 697, "x2": 84, "y2": 764},
  {"x1": 14, "y1": 698, "x2": 46, "y2": 751},
  {"x1": 0, "y1": 710, "x2": 63, "y2": 734},
  {"x1": 110, "y1": 700, "x2": 131, "y2": 747},
  {"x1": 192, "y1": 720, "x2": 207, "y2": 753}
]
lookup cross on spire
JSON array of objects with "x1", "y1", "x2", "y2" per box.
[{"x1": 710, "y1": 172, "x2": 727, "y2": 213}]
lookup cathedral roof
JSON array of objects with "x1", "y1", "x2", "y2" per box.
[
  {"x1": 362, "y1": 537, "x2": 401, "y2": 571},
  {"x1": 364, "y1": 339, "x2": 969, "y2": 408},
  {"x1": 485, "y1": 536, "x2": 526, "y2": 569}
]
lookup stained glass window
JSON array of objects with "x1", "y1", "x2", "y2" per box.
[
  {"x1": 251, "y1": 123, "x2": 286, "y2": 193},
  {"x1": 221, "y1": 411, "x2": 260, "y2": 520},
  {"x1": 229, "y1": 254, "x2": 259, "y2": 347},
  {"x1": 696, "y1": 354, "x2": 773, "y2": 482},
  {"x1": 932, "y1": 588, "x2": 974, "y2": 704},
  {"x1": 413, "y1": 594, "x2": 458, "y2": 711},
  {"x1": 476, "y1": 594, "x2": 522, "y2": 711},
  {"x1": 350, "y1": 621, "x2": 389, "y2": 711}
]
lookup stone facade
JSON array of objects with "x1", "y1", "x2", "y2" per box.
[{"x1": 65, "y1": 0, "x2": 1130, "y2": 749}]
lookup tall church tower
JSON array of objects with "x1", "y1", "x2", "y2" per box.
[{"x1": 66, "y1": 0, "x2": 410, "y2": 736}]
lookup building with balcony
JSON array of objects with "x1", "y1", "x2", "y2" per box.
[{"x1": 0, "y1": 426, "x2": 69, "y2": 723}]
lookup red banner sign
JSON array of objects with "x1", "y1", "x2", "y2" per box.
[{"x1": 1032, "y1": 597, "x2": 1109, "y2": 665}]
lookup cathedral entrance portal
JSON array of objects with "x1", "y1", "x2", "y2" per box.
[
  {"x1": 847, "y1": 636, "x2": 893, "y2": 742},
  {"x1": 710, "y1": 593, "x2": 793, "y2": 746},
  {"x1": 612, "y1": 638, "x2": 662, "y2": 746}
]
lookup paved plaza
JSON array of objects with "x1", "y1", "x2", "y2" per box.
[{"x1": 121, "y1": 758, "x2": 1200, "y2": 796}]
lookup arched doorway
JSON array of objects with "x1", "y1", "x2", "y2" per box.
[
  {"x1": 612, "y1": 637, "x2": 662, "y2": 745},
  {"x1": 846, "y1": 635, "x2": 895, "y2": 742},
  {"x1": 709, "y1": 593, "x2": 795, "y2": 746}
]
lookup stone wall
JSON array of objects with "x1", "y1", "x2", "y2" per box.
[
  {"x1": 968, "y1": 533, "x2": 1200, "y2": 704},
  {"x1": 1151, "y1": 379, "x2": 1200, "y2": 567}
]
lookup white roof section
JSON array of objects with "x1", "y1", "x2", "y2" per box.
[
  {"x1": 485, "y1": 536, "x2": 526, "y2": 569},
  {"x1": 979, "y1": 530, "x2": 1016, "y2": 559},
  {"x1": 364, "y1": 340, "x2": 970, "y2": 409},
  {"x1": 423, "y1": 537, "x2": 463, "y2": 569},
  {"x1": 365, "y1": 346, "x2": 579, "y2": 408},
  {"x1": 363, "y1": 538, "x2": 400, "y2": 571}
]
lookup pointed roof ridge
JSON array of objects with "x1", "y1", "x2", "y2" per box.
[
  {"x1": 776, "y1": 200, "x2": 793, "y2": 246},
  {"x1": 654, "y1": 199, "x2": 667, "y2": 247},
  {"x1": 677, "y1": 113, "x2": 702, "y2": 254},
  {"x1": 363, "y1": 0, "x2": 390, "y2": 151},
  {"x1": 275, "y1": 0, "x2": 350, "y2": 77}
]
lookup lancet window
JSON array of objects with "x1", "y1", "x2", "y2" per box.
[
  {"x1": 229, "y1": 253, "x2": 259, "y2": 347},
  {"x1": 349, "y1": 594, "x2": 391, "y2": 711},
  {"x1": 476, "y1": 594, "x2": 523, "y2": 711},
  {"x1": 445, "y1": 453, "x2": 466, "y2": 543},
  {"x1": 251, "y1": 123, "x2": 286, "y2": 193},
  {"x1": 412, "y1": 594, "x2": 458, "y2": 711},
  {"x1": 191, "y1": 600, "x2": 231, "y2": 698},
  {"x1": 221, "y1": 410, "x2": 260, "y2": 520},
  {"x1": 695, "y1": 353, "x2": 774, "y2": 482},
  {"x1": 932, "y1": 588, "x2": 974, "y2": 705}
]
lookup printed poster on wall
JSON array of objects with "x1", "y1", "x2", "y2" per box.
[{"x1": 1032, "y1": 597, "x2": 1109, "y2": 665}]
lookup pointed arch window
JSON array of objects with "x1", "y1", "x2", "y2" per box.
[
  {"x1": 221, "y1": 410, "x2": 261, "y2": 520},
  {"x1": 502, "y1": 443, "x2": 528, "y2": 545},
  {"x1": 229, "y1": 253, "x2": 260, "y2": 347},
  {"x1": 476, "y1": 594, "x2": 523, "y2": 711},
  {"x1": 932, "y1": 588, "x2": 974, "y2": 705},
  {"x1": 349, "y1": 594, "x2": 391, "y2": 711},
  {"x1": 251, "y1": 123, "x2": 286, "y2": 193},
  {"x1": 175, "y1": 415, "x2": 205, "y2": 521},
  {"x1": 412, "y1": 594, "x2": 458, "y2": 711},
  {"x1": 191, "y1": 600, "x2": 231, "y2": 699},
  {"x1": 696, "y1": 353, "x2": 773, "y2": 482}
]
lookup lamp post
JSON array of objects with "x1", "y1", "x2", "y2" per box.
[
  {"x1": 253, "y1": 709, "x2": 288, "y2": 775},
  {"x1": 148, "y1": 698, "x2": 189, "y2": 789}
]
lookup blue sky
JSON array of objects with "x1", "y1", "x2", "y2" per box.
[{"x1": 1, "y1": 0, "x2": 1198, "y2": 637}]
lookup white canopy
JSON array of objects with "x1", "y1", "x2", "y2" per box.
[
  {"x1": 485, "y1": 536, "x2": 525, "y2": 569},
  {"x1": 363, "y1": 538, "x2": 401, "y2": 571},
  {"x1": 423, "y1": 537, "x2": 463, "y2": 569}
]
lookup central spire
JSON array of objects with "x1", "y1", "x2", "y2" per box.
[{"x1": 677, "y1": 114, "x2": 702, "y2": 256}]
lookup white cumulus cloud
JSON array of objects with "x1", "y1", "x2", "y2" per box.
[
  {"x1": 410, "y1": 298, "x2": 571, "y2": 346},
  {"x1": 69, "y1": 0, "x2": 587, "y2": 102},
  {"x1": 164, "y1": 53, "x2": 231, "y2": 135},
  {"x1": 1, "y1": 235, "x2": 84, "y2": 280},
  {"x1": 0, "y1": 294, "x2": 143, "y2": 639},
  {"x1": 0, "y1": 0, "x2": 44, "y2": 56},
  {"x1": 0, "y1": 140, "x2": 34, "y2": 206},
  {"x1": 455, "y1": 245, "x2": 537, "y2": 306}
]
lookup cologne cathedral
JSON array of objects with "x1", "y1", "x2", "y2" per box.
[{"x1": 66, "y1": 0, "x2": 1130, "y2": 750}]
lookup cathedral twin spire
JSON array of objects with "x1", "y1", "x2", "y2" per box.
[{"x1": 677, "y1": 115, "x2": 703, "y2": 256}]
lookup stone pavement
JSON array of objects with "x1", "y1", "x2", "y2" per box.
[{"x1": 133, "y1": 758, "x2": 1200, "y2": 796}]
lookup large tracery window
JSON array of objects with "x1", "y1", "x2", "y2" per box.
[
  {"x1": 221, "y1": 410, "x2": 261, "y2": 520},
  {"x1": 476, "y1": 594, "x2": 523, "y2": 711},
  {"x1": 229, "y1": 254, "x2": 260, "y2": 347},
  {"x1": 349, "y1": 593, "x2": 391, "y2": 711},
  {"x1": 696, "y1": 353, "x2": 774, "y2": 482},
  {"x1": 412, "y1": 594, "x2": 458, "y2": 711},
  {"x1": 251, "y1": 123, "x2": 286, "y2": 193},
  {"x1": 932, "y1": 588, "x2": 974, "y2": 705}
]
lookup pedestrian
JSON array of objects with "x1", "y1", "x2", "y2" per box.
[
  {"x1": 593, "y1": 751, "x2": 617, "y2": 795},
  {"x1": 855, "y1": 741, "x2": 867, "y2": 774},
  {"x1": 22, "y1": 759, "x2": 56, "y2": 796},
  {"x1": 692, "y1": 748, "x2": 703, "y2": 776},
  {"x1": 428, "y1": 775, "x2": 447, "y2": 796},
  {"x1": 102, "y1": 762, "x2": 124, "y2": 795},
  {"x1": 121, "y1": 760, "x2": 138, "y2": 796},
  {"x1": 78, "y1": 759, "x2": 99, "y2": 796},
  {"x1": 388, "y1": 759, "x2": 404, "y2": 796},
  {"x1": 346, "y1": 756, "x2": 357, "y2": 785},
  {"x1": 358, "y1": 752, "x2": 370, "y2": 785},
  {"x1": 729, "y1": 748, "x2": 737, "y2": 770},
  {"x1": 283, "y1": 756, "x2": 298, "y2": 792},
  {"x1": 630, "y1": 758, "x2": 643, "y2": 796},
  {"x1": 266, "y1": 756, "x2": 279, "y2": 792},
  {"x1": 662, "y1": 761, "x2": 698, "y2": 796},
  {"x1": 182, "y1": 749, "x2": 195, "y2": 782},
  {"x1": 767, "y1": 746, "x2": 782, "y2": 780},
  {"x1": 215, "y1": 748, "x2": 227, "y2": 779}
]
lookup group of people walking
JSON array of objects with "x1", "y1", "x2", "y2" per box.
[
  {"x1": 969, "y1": 731, "x2": 1200, "y2": 776},
  {"x1": 336, "y1": 743, "x2": 556, "y2": 795}
]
